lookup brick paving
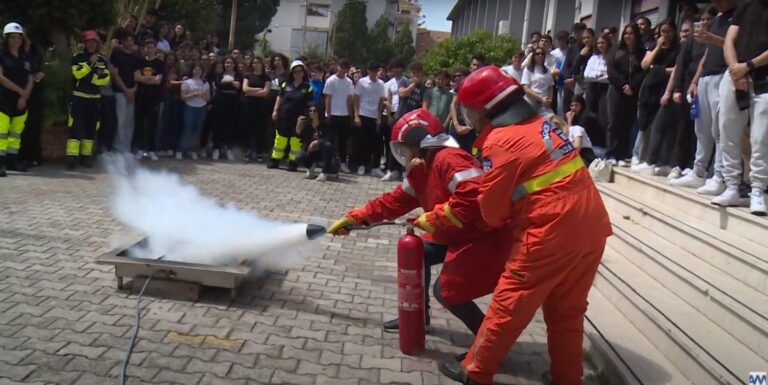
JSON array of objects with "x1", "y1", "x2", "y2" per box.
[{"x1": 0, "y1": 161, "x2": 575, "y2": 385}]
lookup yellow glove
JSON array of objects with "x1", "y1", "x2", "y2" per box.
[
  {"x1": 413, "y1": 212, "x2": 436, "y2": 234},
  {"x1": 327, "y1": 216, "x2": 355, "y2": 236}
]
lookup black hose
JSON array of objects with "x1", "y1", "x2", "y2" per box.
[
  {"x1": 118, "y1": 270, "x2": 160, "y2": 385},
  {"x1": 346, "y1": 220, "x2": 408, "y2": 232}
]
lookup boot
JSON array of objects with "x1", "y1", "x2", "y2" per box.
[
  {"x1": 287, "y1": 161, "x2": 298, "y2": 172},
  {"x1": 266, "y1": 158, "x2": 279, "y2": 169},
  {"x1": 65, "y1": 156, "x2": 78, "y2": 170},
  {"x1": 0, "y1": 156, "x2": 6, "y2": 177},
  {"x1": 7, "y1": 154, "x2": 27, "y2": 172},
  {"x1": 438, "y1": 360, "x2": 491, "y2": 384},
  {"x1": 80, "y1": 156, "x2": 94, "y2": 169},
  {"x1": 383, "y1": 312, "x2": 430, "y2": 333}
]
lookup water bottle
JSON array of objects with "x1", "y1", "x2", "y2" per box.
[{"x1": 689, "y1": 96, "x2": 699, "y2": 120}]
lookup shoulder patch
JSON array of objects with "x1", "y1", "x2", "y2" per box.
[{"x1": 483, "y1": 157, "x2": 492, "y2": 172}]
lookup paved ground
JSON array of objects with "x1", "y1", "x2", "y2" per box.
[{"x1": 0, "y1": 160, "x2": 570, "y2": 385}]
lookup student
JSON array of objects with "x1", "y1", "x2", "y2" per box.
[
  {"x1": 212, "y1": 56, "x2": 242, "y2": 161},
  {"x1": 177, "y1": 63, "x2": 210, "y2": 159},
  {"x1": 296, "y1": 102, "x2": 336, "y2": 181},
  {"x1": 521, "y1": 47, "x2": 555, "y2": 115},
  {"x1": 322, "y1": 59, "x2": 354, "y2": 173},
  {"x1": 133, "y1": 38, "x2": 165, "y2": 161},
  {"x1": 422, "y1": 70, "x2": 453, "y2": 128},
  {"x1": 352, "y1": 62, "x2": 387, "y2": 176},
  {"x1": 382, "y1": 60, "x2": 407, "y2": 181},
  {"x1": 110, "y1": 33, "x2": 141, "y2": 154},
  {"x1": 242, "y1": 57, "x2": 271, "y2": 162}
]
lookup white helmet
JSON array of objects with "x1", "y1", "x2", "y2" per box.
[
  {"x1": 3, "y1": 22, "x2": 24, "y2": 37},
  {"x1": 289, "y1": 59, "x2": 305, "y2": 72}
]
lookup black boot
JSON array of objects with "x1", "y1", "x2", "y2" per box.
[
  {"x1": 7, "y1": 154, "x2": 26, "y2": 172},
  {"x1": 65, "y1": 156, "x2": 78, "y2": 170},
  {"x1": 438, "y1": 360, "x2": 491, "y2": 385},
  {"x1": 0, "y1": 156, "x2": 6, "y2": 177},
  {"x1": 382, "y1": 312, "x2": 430, "y2": 333},
  {"x1": 80, "y1": 156, "x2": 94, "y2": 169},
  {"x1": 266, "y1": 158, "x2": 279, "y2": 169},
  {"x1": 287, "y1": 161, "x2": 298, "y2": 172}
]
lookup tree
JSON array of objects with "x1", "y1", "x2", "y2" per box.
[
  {"x1": 332, "y1": 0, "x2": 367, "y2": 64},
  {"x1": 0, "y1": 0, "x2": 114, "y2": 62},
  {"x1": 393, "y1": 24, "x2": 416, "y2": 64},
  {"x1": 419, "y1": 30, "x2": 519, "y2": 74},
  {"x1": 215, "y1": 0, "x2": 280, "y2": 51},
  {"x1": 366, "y1": 16, "x2": 395, "y2": 66}
]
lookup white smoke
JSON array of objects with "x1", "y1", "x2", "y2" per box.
[{"x1": 105, "y1": 155, "x2": 316, "y2": 267}]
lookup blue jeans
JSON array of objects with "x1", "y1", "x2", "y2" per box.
[
  {"x1": 297, "y1": 139, "x2": 334, "y2": 173},
  {"x1": 178, "y1": 104, "x2": 207, "y2": 153}
]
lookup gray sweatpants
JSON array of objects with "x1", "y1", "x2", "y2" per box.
[
  {"x1": 114, "y1": 92, "x2": 135, "y2": 153},
  {"x1": 692, "y1": 74, "x2": 724, "y2": 179}
]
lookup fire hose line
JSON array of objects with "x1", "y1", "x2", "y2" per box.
[{"x1": 119, "y1": 264, "x2": 168, "y2": 385}]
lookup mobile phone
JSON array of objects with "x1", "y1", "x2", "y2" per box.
[{"x1": 694, "y1": 22, "x2": 702, "y2": 33}]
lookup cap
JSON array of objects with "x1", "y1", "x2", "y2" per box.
[
  {"x1": 289, "y1": 60, "x2": 305, "y2": 72},
  {"x1": 3, "y1": 22, "x2": 24, "y2": 37}
]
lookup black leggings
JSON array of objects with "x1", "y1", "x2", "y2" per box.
[{"x1": 424, "y1": 242, "x2": 486, "y2": 335}]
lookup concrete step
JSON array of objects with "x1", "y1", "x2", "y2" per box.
[
  {"x1": 606, "y1": 216, "x2": 768, "y2": 361},
  {"x1": 595, "y1": 245, "x2": 765, "y2": 385},
  {"x1": 611, "y1": 168, "x2": 768, "y2": 249},
  {"x1": 584, "y1": 288, "x2": 691, "y2": 385},
  {"x1": 597, "y1": 181, "x2": 768, "y2": 295}
]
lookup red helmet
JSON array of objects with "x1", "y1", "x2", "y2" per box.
[
  {"x1": 457, "y1": 66, "x2": 535, "y2": 127},
  {"x1": 81, "y1": 30, "x2": 100, "y2": 43},
  {"x1": 390, "y1": 108, "x2": 457, "y2": 166}
]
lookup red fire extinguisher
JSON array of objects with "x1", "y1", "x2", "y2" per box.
[{"x1": 397, "y1": 225, "x2": 425, "y2": 356}]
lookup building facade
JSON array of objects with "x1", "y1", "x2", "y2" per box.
[
  {"x1": 448, "y1": 0, "x2": 707, "y2": 44},
  {"x1": 267, "y1": 0, "x2": 421, "y2": 58}
]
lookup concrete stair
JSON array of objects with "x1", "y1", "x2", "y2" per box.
[{"x1": 585, "y1": 168, "x2": 768, "y2": 385}]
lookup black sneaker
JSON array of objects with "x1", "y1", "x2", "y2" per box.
[
  {"x1": 287, "y1": 161, "x2": 298, "y2": 171},
  {"x1": 382, "y1": 313, "x2": 430, "y2": 333},
  {"x1": 80, "y1": 156, "x2": 94, "y2": 169},
  {"x1": 266, "y1": 159, "x2": 279, "y2": 169},
  {"x1": 438, "y1": 360, "x2": 490, "y2": 384},
  {"x1": 0, "y1": 161, "x2": 6, "y2": 177},
  {"x1": 7, "y1": 155, "x2": 26, "y2": 172},
  {"x1": 65, "y1": 156, "x2": 78, "y2": 170}
]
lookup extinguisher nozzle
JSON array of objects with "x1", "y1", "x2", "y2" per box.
[{"x1": 305, "y1": 224, "x2": 327, "y2": 240}]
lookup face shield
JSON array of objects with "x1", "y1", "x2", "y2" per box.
[
  {"x1": 459, "y1": 104, "x2": 484, "y2": 133},
  {"x1": 390, "y1": 141, "x2": 411, "y2": 167}
]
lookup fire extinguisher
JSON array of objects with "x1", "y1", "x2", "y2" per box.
[{"x1": 397, "y1": 224, "x2": 425, "y2": 356}]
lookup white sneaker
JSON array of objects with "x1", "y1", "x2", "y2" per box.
[
  {"x1": 175, "y1": 152, "x2": 183, "y2": 161},
  {"x1": 681, "y1": 168, "x2": 692, "y2": 176},
  {"x1": 669, "y1": 173, "x2": 705, "y2": 188},
  {"x1": 357, "y1": 166, "x2": 365, "y2": 176},
  {"x1": 135, "y1": 150, "x2": 144, "y2": 160},
  {"x1": 618, "y1": 160, "x2": 630, "y2": 167},
  {"x1": 371, "y1": 168, "x2": 386, "y2": 178},
  {"x1": 340, "y1": 163, "x2": 351, "y2": 173},
  {"x1": 189, "y1": 151, "x2": 198, "y2": 160},
  {"x1": 697, "y1": 177, "x2": 726, "y2": 196},
  {"x1": 149, "y1": 152, "x2": 159, "y2": 161},
  {"x1": 381, "y1": 170, "x2": 401, "y2": 182},
  {"x1": 631, "y1": 156, "x2": 640, "y2": 167},
  {"x1": 631, "y1": 162, "x2": 654, "y2": 175},
  {"x1": 199, "y1": 149, "x2": 208, "y2": 159},
  {"x1": 609, "y1": 159, "x2": 619, "y2": 167},
  {"x1": 750, "y1": 189, "x2": 767, "y2": 216},
  {"x1": 212, "y1": 149, "x2": 220, "y2": 160},
  {"x1": 226, "y1": 150, "x2": 235, "y2": 161},
  {"x1": 306, "y1": 168, "x2": 316, "y2": 179},
  {"x1": 654, "y1": 166, "x2": 671, "y2": 177},
  {"x1": 667, "y1": 167, "x2": 681, "y2": 180},
  {"x1": 315, "y1": 173, "x2": 327, "y2": 182},
  {"x1": 166, "y1": 150, "x2": 175, "y2": 157},
  {"x1": 711, "y1": 187, "x2": 743, "y2": 207}
]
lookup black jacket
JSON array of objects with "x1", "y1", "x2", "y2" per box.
[{"x1": 607, "y1": 46, "x2": 647, "y2": 95}]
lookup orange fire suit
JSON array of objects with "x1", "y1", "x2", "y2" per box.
[{"x1": 461, "y1": 116, "x2": 612, "y2": 385}]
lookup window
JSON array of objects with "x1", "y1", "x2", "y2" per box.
[{"x1": 307, "y1": 3, "x2": 331, "y2": 18}]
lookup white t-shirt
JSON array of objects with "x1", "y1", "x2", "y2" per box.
[
  {"x1": 323, "y1": 74, "x2": 354, "y2": 117},
  {"x1": 181, "y1": 78, "x2": 210, "y2": 108},
  {"x1": 385, "y1": 76, "x2": 404, "y2": 113},
  {"x1": 569, "y1": 125, "x2": 593, "y2": 149},
  {"x1": 521, "y1": 65, "x2": 554, "y2": 99},
  {"x1": 355, "y1": 76, "x2": 386, "y2": 119},
  {"x1": 501, "y1": 65, "x2": 524, "y2": 82},
  {"x1": 583, "y1": 54, "x2": 608, "y2": 82}
]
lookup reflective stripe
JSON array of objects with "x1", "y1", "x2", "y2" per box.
[
  {"x1": 72, "y1": 63, "x2": 91, "y2": 80},
  {"x1": 416, "y1": 214, "x2": 435, "y2": 233},
  {"x1": 81, "y1": 140, "x2": 94, "y2": 156},
  {"x1": 511, "y1": 157, "x2": 585, "y2": 201},
  {"x1": 72, "y1": 91, "x2": 101, "y2": 99},
  {"x1": 484, "y1": 84, "x2": 518, "y2": 110},
  {"x1": 442, "y1": 203, "x2": 463, "y2": 228},
  {"x1": 401, "y1": 178, "x2": 416, "y2": 196},
  {"x1": 448, "y1": 168, "x2": 484, "y2": 193},
  {"x1": 66, "y1": 139, "x2": 81, "y2": 156}
]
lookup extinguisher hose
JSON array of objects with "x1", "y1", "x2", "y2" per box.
[{"x1": 345, "y1": 220, "x2": 408, "y2": 232}]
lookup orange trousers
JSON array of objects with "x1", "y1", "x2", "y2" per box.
[{"x1": 461, "y1": 237, "x2": 606, "y2": 385}]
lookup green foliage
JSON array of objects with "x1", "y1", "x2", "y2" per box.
[
  {"x1": 0, "y1": 0, "x2": 114, "y2": 49},
  {"x1": 302, "y1": 42, "x2": 326, "y2": 63},
  {"x1": 214, "y1": 0, "x2": 280, "y2": 51},
  {"x1": 419, "y1": 30, "x2": 519, "y2": 75},
  {"x1": 393, "y1": 24, "x2": 415, "y2": 64},
  {"x1": 333, "y1": 0, "x2": 367, "y2": 64},
  {"x1": 156, "y1": 0, "x2": 223, "y2": 38},
  {"x1": 366, "y1": 16, "x2": 394, "y2": 66},
  {"x1": 41, "y1": 61, "x2": 72, "y2": 127}
]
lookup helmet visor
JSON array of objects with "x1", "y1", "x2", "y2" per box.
[{"x1": 390, "y1": 141, "x2": 409, "y2": 167}]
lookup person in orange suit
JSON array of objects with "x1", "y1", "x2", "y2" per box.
[
  {"x1": 437, "y1": 66, "x2": 612, "y2": 385},
  {"x1": 328, "y1": 108, "x2": 513, "y2": 344}
]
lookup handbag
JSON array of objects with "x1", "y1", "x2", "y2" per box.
[{"x1": 589, "y1": 158, "x2": 613, "y2": 182}]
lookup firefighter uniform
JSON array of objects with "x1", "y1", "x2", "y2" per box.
[
  {"x1": 68, "y1": 50, "x2": 110, "y2": 167},
  {"x1": 270, "y1": 60, "x2": 313, "y2": 170},
  {"x1": 0, "y1": 47, "x2": 32, "y2": 173},
  {"x1": 450, "y1": 66, "x2": 612, "y2": 385}
]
